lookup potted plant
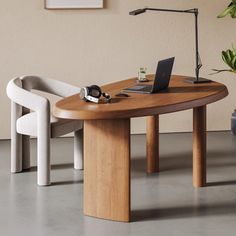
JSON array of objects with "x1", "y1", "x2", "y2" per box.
[
  {"x1": 212, "y1": 1, "x2": 236, "y2": 74},
  {"x1": 215, "y1": 1, "x2": 236, "y2": 134}
]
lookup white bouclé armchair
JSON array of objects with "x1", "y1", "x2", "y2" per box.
[{"x1": 6, "y1": 76, "x2": 83, "y2": 186}]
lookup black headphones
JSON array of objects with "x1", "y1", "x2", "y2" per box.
[{"x1": 80, "y1": 85, "x2": 111, "y2": 103}]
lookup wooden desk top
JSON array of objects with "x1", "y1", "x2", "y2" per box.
[{"x1": 54, "y1": 75, "x2": 228, "y2": 120}]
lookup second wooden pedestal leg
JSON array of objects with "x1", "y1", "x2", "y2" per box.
[
  {"x1": 146, "y1": 115, "x2": 159, "y2": 173},
  {"x1": 84, "y1": 119, "x2": 130, "y2": 222},
  {"x1": 193, "y1": 106, "x2": 207, "y2": 188}
]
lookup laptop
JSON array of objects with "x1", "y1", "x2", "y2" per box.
[{"x1": 123, "y1": 57, "x2": 175, "y2": 94}]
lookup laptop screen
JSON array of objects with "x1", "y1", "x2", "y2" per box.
[{"x1": 152, "y1": 57, "x2": 175, "y2": 93}]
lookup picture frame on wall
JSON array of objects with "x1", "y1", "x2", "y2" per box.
[{"x1": 45, "y1": 0, "x2": 103, "y2": 9}]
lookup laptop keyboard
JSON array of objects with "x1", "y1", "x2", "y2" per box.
[
  {"x1": 123, "y1": 84, "x2": 153, "y2": 93},
  {"x1": 136, "y1": 85, "x2": 152, "y2": 91}
]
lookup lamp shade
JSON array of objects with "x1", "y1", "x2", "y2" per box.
[{"x1": 129, "y1": 8, "x2": 146, "y2": 15}]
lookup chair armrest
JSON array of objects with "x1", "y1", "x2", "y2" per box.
[{"x1": 6, "y1": 78, "x2": 50, "y2": 112}]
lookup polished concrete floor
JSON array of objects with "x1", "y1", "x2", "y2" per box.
[{"x1": 0, "y1": 132, "x2": 236, "y2": 236}]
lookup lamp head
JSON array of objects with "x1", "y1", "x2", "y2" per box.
[{"x1": 129, "y1": 8, "x2": 146, "y2": 15}]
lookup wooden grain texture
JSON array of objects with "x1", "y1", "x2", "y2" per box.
[
  {"x1": 53, "y1": 75, "x2": 229, "y2": 222},
  {"x1": 84, "y1": 119, "x2": 130, "y2": 222},
  {"x1": 54, "y1": 75, "x2": 228, "y2": 120},
  {"x1": 193, "y1": 106, "x2": 206, "y2": 187},
  {"x1": 146, "y1": 115, "x2": 159, "y2": 173}
]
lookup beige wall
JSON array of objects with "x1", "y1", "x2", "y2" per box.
[{"x1": 1, "y1": 0, "x2": 236, "y2": 139}]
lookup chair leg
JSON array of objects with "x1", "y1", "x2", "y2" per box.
[
  {"x1": 11, "y1": 101, "x2": 22, "y2": 173},
  {"x1": 22, "y1": 135, "x2": 30, "y2": 170},
  {"x1": 37, "y1": 113, "x2": 51, "y2": 186},
  {"x1": 74, "y1": 129, "x2": 83, "y2": 170},
  {"x1": 37, "y1": 136, "x2": 50, "y2": 186},
  {"x1": 22, "y1": 107, "x2": 31, "y2": 170},
  {"x1": 11, "y1": 132, "x2": 22, "y2": 173}
]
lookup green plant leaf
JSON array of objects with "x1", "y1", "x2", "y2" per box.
[
  {"x1": 232, "y1": 44, "x2": 236, "y2": 55},
  {"x1": 218, "y1": 4, "x2": 234, "y2": 18},
  {"x1": 222, "y1": 45, "x2": 236, "y2": 71},
  {"x1": 218, "y1": 2, "x2": 236, "y2": 18},
  {"x1": 230, "y1": 7, "x2": 236, "y2": 17},
  {"x1": 232, "y1": 56, "x2": 236, "y2": 69}
]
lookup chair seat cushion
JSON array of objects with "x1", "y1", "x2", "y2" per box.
[{"x1": 16, "y1": 112, "x2": 82, "y2": 138}]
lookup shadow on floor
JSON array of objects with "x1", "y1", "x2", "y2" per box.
[
  {"x1": 206, "y1": 180, "x2": 236, "y2": 187},
  {"x1": 132, "y1": 202, "x2": 236, "y2": 222},
  {"x1": 26, "y1": 148, "x2": 236, "y2": 174},
  {"x1": 52, "y1": 179, "x2": 83, "y2": 186},
  {"x1": 23, "y1": 163, "x2": 83, "y2": 186},
  {"x1": 131, "y1": 149, "x2": 236, "y2": 173},
  {"x1": 25, "y1": 163, "x2": 74, "y2": 172}
]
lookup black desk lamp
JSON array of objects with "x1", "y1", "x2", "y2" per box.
[{"x1": 130, "y1": 7, "x2": 211, "y2": 84}]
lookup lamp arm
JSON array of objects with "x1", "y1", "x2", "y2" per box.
[{"x1": 145, "y1": 8, "x2": 198, "y2": 14}]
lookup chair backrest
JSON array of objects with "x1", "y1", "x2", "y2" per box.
[
  {"x1": 6, "y1": 75, "x2": 81, "y2": 112},
  {"x1": 21, "y1": 75, "x2": 81, "y2": 98}
]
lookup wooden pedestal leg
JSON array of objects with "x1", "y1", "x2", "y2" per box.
[
  {"x1": 193, "y1": 106, "x2": 207, "y2": 188},
  {"x1": 84, "y1": 119, "x2": 130, "y2": 222},
  {"x1": 146, "y1": 115, "x2": 159, "y2": 173}
]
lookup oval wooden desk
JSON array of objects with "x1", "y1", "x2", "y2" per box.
[{"x1": 54, "y1": 75, "x2": 228, "y2": 222}]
